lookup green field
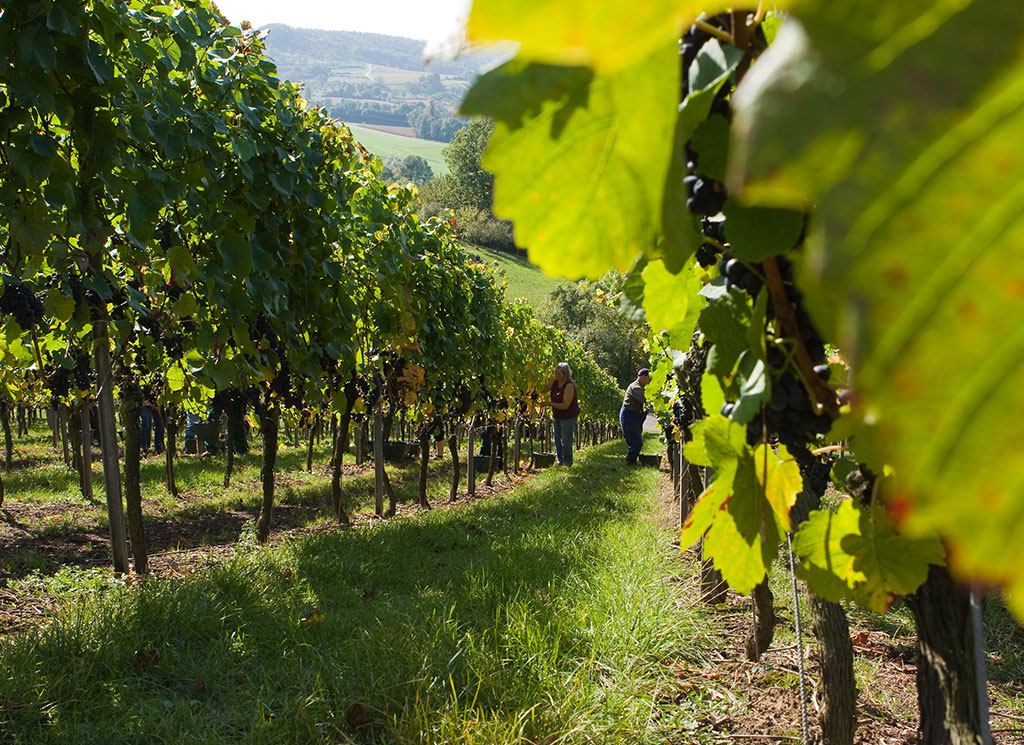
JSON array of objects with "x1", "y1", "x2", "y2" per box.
[
  {"x1": 466, "y1": 245, "x2": 569, "y2": 310},
  {"x1": 347, "y1": 124, "x2": 449, "y2": 175}
]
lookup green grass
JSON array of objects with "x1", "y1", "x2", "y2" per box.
[
  {"x1": 347, "y1": 124, "x2": 449, "y2": 176},
  {"x1": 0, "y1": 436, "x2": 729, "y2": 744},
  {"x1": 465, "y1": 245, "x2": 568, "y2": 311}
]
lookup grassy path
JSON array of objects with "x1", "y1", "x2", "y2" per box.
[{"x1": 0, "y1": 438, "x2": 718, "y2": 744}]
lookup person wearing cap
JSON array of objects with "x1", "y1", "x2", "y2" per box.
[{"x1": 620, "y1": 368, "x2": 652, "y2": 464}]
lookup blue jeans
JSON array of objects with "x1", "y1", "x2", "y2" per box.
[
  {"x1": 140, "y1": 405, "x2": 164, "y2": 454},
  {"x1": 553, "y1": 417, "x2": 576, "y2": 466},
  {"x1": 619, "y1": 406, "x2": 644, "y2": 463}
]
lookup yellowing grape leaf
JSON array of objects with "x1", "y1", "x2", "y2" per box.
[
  {"x1": 460, "y1": 43, "x2": 679, "y2": 279},
  {"x1": 754, "y1": 443, "x2": 801, "y2": 533},
  {"x1": 466, "y1": 0, "x2": 735, "y2": 73},
  {"x1": 641, "y1": 259, "x2": 706, "y2": 349},
  {"x1": 731, "y1": 0, "x2": 1024, "y2": 615},
  {"x1": 683, "y1": 415, "x2": 745, "y2": 468},
  {"x1": 793, "y1": 501, "x2": 944, "y2": 612},
  {"x1": 702, "y1": 456, "x2": 781, "y2": 594}
]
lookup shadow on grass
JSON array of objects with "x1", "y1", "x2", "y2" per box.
[{"x1": 0, "y1": 441, "x2": 661, "y2": 744}]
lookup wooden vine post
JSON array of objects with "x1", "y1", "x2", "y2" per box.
[
  {"x1": 94, "y1": 323, "x2": 130, "y2": 574},
  {"x1": 373, "y1": 408, "x2": 384, "y2": 516},
  {"x1": 467, "y1": 415, "x2": 477, "y2": 497}
]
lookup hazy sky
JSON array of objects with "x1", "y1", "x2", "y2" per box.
[{"x1": 212, "y1": 0, "x2": 472, "y2": 43}]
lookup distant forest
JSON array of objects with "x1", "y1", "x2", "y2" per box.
[{"x1": 263, "y1": 25, "x2": 507, "y2": 142}]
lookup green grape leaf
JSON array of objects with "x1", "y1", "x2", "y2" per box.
[
  {"x1": 830, "y1": 456, "x2": 857, "y2": 491},
  {"x1": 722, "y1": 202, "x2": 805, "y2": 263},
  {"x1": 172, "y1": 294, "x2": 197, "y2": 318},
  {"x1": 86, "y1": 39, "x2": 114, "y2": 84},
  {"x1": 641, "y1": 258, "x2": 706, "y2": 349},
  {"x1": 700, "y1": 283, "x2": 751, "y2": 377},
  {"x1": 618, "y1": 256, "x2": 647, "y2": 322},
  {"x1": 794, "y1": 501, "x2": 945, "y2": 612},
  {"x1": 461, "y1": 43, "x2": 679, "y2": 279},
  {"x1": 45, "y1": 290, "x2": 76, "y2": 323},
  {"x1": 166, "y1": 363, "x2": 186, "y2": 392},
  {"x1": 466, "y1": 0, "x2": 735, "y2": 73},
  {"x1": 700, "y1": 370, "x2": 725, "y2": 420},
  {"x1": 689, "y1": 40, "x2": 744, "y2": 92},
  {"x1": 729, "y1": 350, "x2": 769, "y2": 424},
  {"x1": 46, "y1": 4, "x2": 79, "y2": 35},
  {"x1": 731, "y1": 0, "x2": 1024, "y2": 610},
  {"x1": 746, "y1": 288, "x2": 768, "y2": 357},
  {"x1": 166, "y1": 245, "x2": 197, "y2": 280},
  {"x1": 217, "y1": 233, "x2": 253, "y2": 279},
  {"x1": 690, "y1": 114, "x2": 730, "y2": 183}
]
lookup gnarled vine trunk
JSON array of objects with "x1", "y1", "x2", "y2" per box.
[
  {"x1": 119, "y1": 382, "x2": 148, "y2": 573},
  {"x1": 746, "y1": 580, "x2": 776, "y2": 661},
  {"x1": 255, "y1": 400, "x2": 279, "y2": 544},
  {"x1": 791, "y1": 489, "x2": 857, "y2": 745},
  {"x1": 417, "y1": 425, "x2": 431, "y2": 508},
  {"x1": 907, "y1": 565, "x2": 988, "y2": 745},
  {"x1": 448, "y1": 432, "x2": 460, "y2": 502},
  {"x1": 164, "y1": 405, "x2": 178, "y2": 498},
  {"x1": 331, "y1": 410, "x2": 352, "y2": 524},
  {"x1": 808, "y1": 594, "x2": 856, "y2": 745}
]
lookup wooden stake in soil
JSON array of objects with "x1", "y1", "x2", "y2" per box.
[
  {"x1": 94, "y1": 327, "x2": 130, "y2": 575},
  {"x1": 373, "y1": 409, "x2": 384, "y2": 516},
  {"x1": 81, "y1": 400, "x2": 93, "y2": 500},
  {"x1": 467, "y1": 415, "x2": 477, "y2": 497}
]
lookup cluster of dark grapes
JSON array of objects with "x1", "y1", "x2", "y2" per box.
[
  {"x1": 350, "y1": 374, "x2": 380, "y2": 415},
  {"x1": 455, "y1": 384, "x2": 473, "y2": 416},
  {"x1": 73, "y1": 354, "x2": 92, "y2": 391},
  {"x1": 791, "y1": 444, "x2": 832, "y2": 499},
  {"x1": 160, "y1": 332, "x2": 183, "y2": 361},
  {"x1": 684, "y1": 163, "x2": 727, "y2": 216},
  {"x1": 672, "y1": 395, "x2": 698, "y2": 443},
  {"x1": 210, "y1": 387, "x2": 256, "y2": 420},
  {"x1": 0, "y1": 279, "x2": 46, "y2": 330},
  {"x1": 694, "y1": 217, "x2": 726, "y2": 268},
  {"x1": 678, "y1": 15, "x2": 733, "y2": 219},
  {"x1": 739, "y1": 360, "x2": 831, "y2": 450},
  {"x1": 136, "y1": 312, "x2": 184, "y2": 361},
  {"x1": 718, "y1": 255, "x2": 763, "y2": 296},
  {"x1": 45, "y1": 363, "x2": 72, "y2": 399}
]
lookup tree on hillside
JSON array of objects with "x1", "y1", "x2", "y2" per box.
[
  {"x1": 419, "y1": 120, "x2": 517, "y2": 252},
  {"x1": 540, "y1": 273, "x2": 647, "y2": 388},
  {"x1": 381, "y1": 155, "x2": 434, "y2": 186}
]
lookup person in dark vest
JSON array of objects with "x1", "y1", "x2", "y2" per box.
[
  {"x1": 538, "y1": 362, "x2": 579, "y2": 466},
  {"x1": 620, "y1": 368, "x2": 651, "y2": 464}
]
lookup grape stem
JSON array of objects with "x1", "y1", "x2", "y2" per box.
[
  {"x1": 762, "y1": 256, "x2": 840, "y2": 420},
  {"x1": 693, "y1": 19, "x2": 734, "y2": 45},
  {"x1": 811, "y1": 444, "x2": 846, "y2": 456}
]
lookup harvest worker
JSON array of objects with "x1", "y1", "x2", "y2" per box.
[
  {"x1": 620, "y1": 368, "x2": 652, "y2": 464},
  {"x1": 538, "y1": 362, "x2": 579, "y2": 466}
]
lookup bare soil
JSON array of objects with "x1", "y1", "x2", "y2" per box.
[{"x1": 655, "y1": 477, "x2": 1024, "y2": 745}]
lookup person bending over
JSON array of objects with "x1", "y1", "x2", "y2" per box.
[{"x1": 620, "y1": 368, "x2": 651, "y2": 464}]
